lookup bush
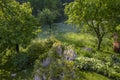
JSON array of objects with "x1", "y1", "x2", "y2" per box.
[
  {"x1": 11, "y1": 52, "x2": 29, "y2": 71},
  {"x1": 75, "y1": 56, "x2": 120, "y2": 79},
  {"x1": 27, "y1": 41, "x2": 46, "y2": 65},
  {"x1": 27, "y1": 38, "x2": 58, "y2": 65}
]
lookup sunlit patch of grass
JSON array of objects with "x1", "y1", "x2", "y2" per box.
[
  {"x1": 82, "y1": 71, "x2": 110, "y2": 80},
  {"x1": 56, "y1": 32, "x2": 97, "y2": 48}
]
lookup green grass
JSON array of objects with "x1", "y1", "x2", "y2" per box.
[
  {"x1": 82, "y1": 71, "x2": 110, "y2": 80},
  {"x1": 56, "y1": 32, "x2": 97, "y2": 48}
]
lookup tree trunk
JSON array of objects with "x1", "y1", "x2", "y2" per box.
[
  {"x1": 97, "y1": 37, "x2": 102, "y2": 50},
  {"x1": 86, "y1": 20, "x2": 105, "y2": 50},
  {"x1": 16, "y1": 44, "x2": 19, "y2": 53}
]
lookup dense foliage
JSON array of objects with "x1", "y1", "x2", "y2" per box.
[
  {"x1": 38, "y1": 8, "x2": 57, "y2": 29},
  {"x1": 65, "y1": 0, "x2": 120, "y2": 50},
  {"x1": 0, "y1": 0, "x2": 39, "y2": 53},
  {"x1": 0, "y1": 0, "x2": 120, "y2": 80}
]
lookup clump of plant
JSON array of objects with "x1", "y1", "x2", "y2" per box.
[
  {"x1": 33, "y1": 41, "x2": 78, "y2": 80},
  {"x1": 75, "y1": 56, "x2": 120, "y2": 80},
  {"x1": 11, "y1": 52, "x2": 29, "y2": 71},
  {"x1": 27, "y1": 37, "x2": 57, "y2": 66}
]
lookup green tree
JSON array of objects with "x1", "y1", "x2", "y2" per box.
[
  {"x1": 65, "y1": 0, "x2": 120, "y2": 50},
  {"x1": 0, "y1": 0, "x2": 39, "y2": 53},
  {"x1": 105, "y1": 0, "x2": 120, "y2": 33},
  {"x1": 28, "y1": 0, "x2": 61, "y2": 16},
  {"x1": 38, "y1": 8, "x2": 57, "y2": 29}
]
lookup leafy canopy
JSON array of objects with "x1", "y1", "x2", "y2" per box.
[
  {"x1": 65, "y1": 0, "x2": 120, "y2": 50},
  {"x1": 0, "y1": 0, "x2": 39, "y2": 52},
  {"x1": 38, "y1": 8, "x2": 57, "y2": 29},
  {"x1": 28, "y1": 0, "x2": 61, "y2": 16}
]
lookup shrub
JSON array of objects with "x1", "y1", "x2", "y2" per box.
[
  {"x1": 75, "y1": 56, "x2": 120, "y2": 79},
  {"x1": 27, "y1": 41, "x2": 47, "y2": 65},
  {"x1": 11, "y1": 52, "x2": 29, "y2": 71},
  {"x1": 27, "y1": 38, "x2": 58, "y2": 65}
]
